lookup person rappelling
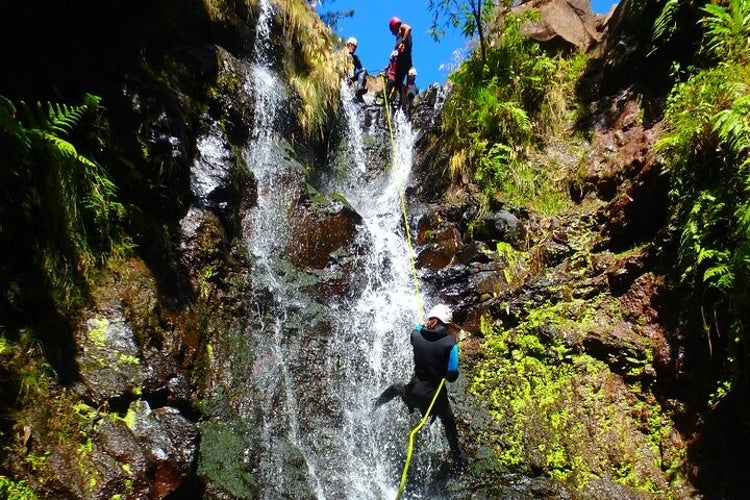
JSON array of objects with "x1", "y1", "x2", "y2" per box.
[{"x1": 373, "y1": 304, "x2": 467, "y2": 469}]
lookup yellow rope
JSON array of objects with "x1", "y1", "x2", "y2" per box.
[
  {"x1": 380, "y1": 76, "x2": 442, "y2": 500},
  {"x1": 381, "y1": 75, "x2": 424, "y2": 323},
  {"x1": 395, "y1": 379, "x2": 446, "y2": 500}
]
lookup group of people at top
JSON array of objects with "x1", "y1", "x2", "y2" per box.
[{"x1": 345, "y1": 16, "x2": 419, "y2": 114}]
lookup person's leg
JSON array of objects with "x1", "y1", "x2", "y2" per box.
[
  {"x1": 385, "y1": 79, "x2": 400, "y2": 103},
  {"x1": 393, "y1": 63, "x2": 408, "y2": 106},
  {"x1": 438, "y1": 403, "x2": 465, "y2": 465},
  {"x1": 373, "y1": 383, "x2": 404, "y2": 408}
]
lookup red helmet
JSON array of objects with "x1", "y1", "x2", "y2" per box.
[{"x1": 389, "y1": 16, "x2": 401, "y2": 33}]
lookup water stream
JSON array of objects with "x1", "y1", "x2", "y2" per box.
[{"x1": 205, "y1": 1, "x2": 449, "y2": 496}]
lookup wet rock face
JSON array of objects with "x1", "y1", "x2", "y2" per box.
[
  {"x1": 574, "y1": 96, "x2": 669, "y2": 250},
  {"x1": 130, "y1": 401, "x2": 199, "y2": 498},
  {"x1": 286, "y1": 200, "x2": 363, "y2": 270},
  {"x1": 472, "y1": 209, "x2": 526, "y2": 248},
  {"x1": 46, "y1": 402, "x2": 198, "y2": 500},
  {"x1": 74, "y1": 308, "x2": 146, "y2": 404}
]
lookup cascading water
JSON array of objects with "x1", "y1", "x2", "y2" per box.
[
  {"x1": 314, "y1": 85, "x2": 451, "y2": 498},
  {"x1": 238, "y1": 0, "x2": 327, "y2": 497},
  {"x1": 208, "y1": 2, "x2": 452, "y2": 497}
]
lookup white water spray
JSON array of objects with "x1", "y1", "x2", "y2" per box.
[{"x1": 221, "y1": 1, "x2": 449, "y2": 496}]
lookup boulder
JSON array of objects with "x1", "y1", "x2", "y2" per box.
[
  {"x1": 512, "y1": 0, "x2": 604, "y2": 51},
  {"x1": 74, "y1": 307, "x2": 146, "y2": 404}
]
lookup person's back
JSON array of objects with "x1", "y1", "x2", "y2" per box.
[
  {"x1": 373, "y1": 304, "x2": 465, "y2": 467},
  {"x1": 411, "y1": 322, "x2": 456, "y2": 388}
]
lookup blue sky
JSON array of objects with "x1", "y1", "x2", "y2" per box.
[{"x1": 316, "y1": 1, "x2": 620, "y2": 86}]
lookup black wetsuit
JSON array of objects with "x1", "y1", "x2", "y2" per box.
[
  {"x1": 374, "y1": 322, "x2": 462, "y2": 460},
  {"x1": 393, "y1": 31, "x2": 412, "y2": 90}
]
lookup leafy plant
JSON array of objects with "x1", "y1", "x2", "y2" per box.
[
  {"x1": 655, "y1": 0, "x2": 750, "y2": 405},
  {"x1": 701, "y1": 0, "x2": 750, "y2": 63},
  {"x1": 0, "y1": 475, "x2": 37, "y2": 500},
  {"x1": 439, "y1": 10, "x2": 586, "y2": 213},
  {"x1": 0, "y1": 93, "x2": 124, "y2": 309},
  {"x1": 427, "y1": 0, "x2": 502, "y2": 64}
]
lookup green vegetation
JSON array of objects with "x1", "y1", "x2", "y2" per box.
[
  {"x1": 655, "y1": 0, "x2": 750, "y2": 402},
  {"x1": 0, "y1": 331, "x2": 113, "y2": 496},
  {"x1": 428, "y1": 0, "x2": 498, "y2": 64},
  {"x1": 278, "y1": 0, "x2": 351, "y2": 137},
  {"x1": 450, "y1": 0, "x2": 749, "y2": 494},
  {"x1": 439, "y1": 10, "x2": 588, "y2": 213},
  {"x1": 0, "y1": 93, "x2": 125, "y2": 310},
  {"x1": 471, "y1": 304, "x2": 682, "y2": 494},
  {"x1": 198, "y1": 421, "x2": 258, "y2": 499},
  {"x1": 0, "y1": 476, "x2": 37, "y2": 500}
]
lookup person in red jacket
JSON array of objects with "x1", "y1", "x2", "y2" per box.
[{"x1": 373, "y1": 303, "x2": 466, "y2": 467}]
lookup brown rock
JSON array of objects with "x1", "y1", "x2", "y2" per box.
[
  {"x1": 286, "y1": 201, "x2": 362, "y2": 269},
  {"x1": 512, "y1": 0, "x2": 603, "y2": 51}
]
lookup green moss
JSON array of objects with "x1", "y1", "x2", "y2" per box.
[
  {"x1": 0, "y1": 476, "x2": 37, "y2": 500},
  {"x1": 471, "y1": 303, "x2": 686, "y2": 495},
  {"x1": 198, "y1": 421, "x2": 257, "y2": 499},
  {"x1": 87, "y1": 317, "x2": 109, "y2": 348}
]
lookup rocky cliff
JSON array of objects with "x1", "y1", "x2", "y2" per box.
[{"x1": 0, "y1": 0, "x2": 746, "y2": 498}]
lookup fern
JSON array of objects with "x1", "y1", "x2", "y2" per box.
[
  {"x1": 653, "y1": 0, "x2": 681, "y2": 42},
  {"x1": 713, "y1": 92, "x2": 750, "y2": 157},
  {"x1": 701, "y1": 0, "x2": 750, "y2": 62},
  {"x1": 1, "y1": 93, "x2": 124, "y2": 309}
]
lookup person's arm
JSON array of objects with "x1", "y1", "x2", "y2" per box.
[
  {"x1": 395, "y1": 23, "x2": 412, "y2": 51},
  {"x1": 400, "y1": 23, "x2": 412, "y2": 43},
  {"x1": 446, "y1": 344, "x2": 459, "y2": 382}
]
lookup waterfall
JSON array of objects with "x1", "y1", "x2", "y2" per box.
[
  {"x1": 203, "y1": 1, "x2": 449, "y2": 497},
  {"x1": 318, "y1": 86, "x2": 449, "y2": 498}
]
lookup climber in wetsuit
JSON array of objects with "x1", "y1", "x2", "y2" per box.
[{"x1": 373, "y1": 303, "x2": 466, "y2": 467}]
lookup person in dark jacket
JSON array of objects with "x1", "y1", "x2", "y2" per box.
[
  {"x1": 345, "y1": 37, "x2": 367, "y2": 100},
  {"x1": 373, "y1": 303, "x2": 466, "y2": 466},
  {"x1": 384, "y1": 16, "x2": 412, "y2": 104}
]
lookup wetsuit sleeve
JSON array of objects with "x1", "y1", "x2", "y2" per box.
[{"x1": 446, "y1": 344, "x2": 459, "y2": 382}]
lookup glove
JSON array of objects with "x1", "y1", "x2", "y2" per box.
[{"x1": 390, "y1": 50, "x2": 399, "y2": 60}]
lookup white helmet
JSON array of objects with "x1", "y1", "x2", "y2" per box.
[
  {"x1": 427, "y1": 304, "x2": 452, "y2": 324},
  {"x1": 408, "y1": 67, "x2": 417, "y2": 77},
  {"x1": 346, "y1": 37, "x2": 358, "y2": 47}
]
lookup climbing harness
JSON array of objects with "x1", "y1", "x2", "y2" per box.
[{"x1": 381, "y1": 78, "x2": 447, "y2": 500}]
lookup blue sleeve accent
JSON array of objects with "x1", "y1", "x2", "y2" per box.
[
  {"x1": 416, "y1": 324, "x2": 423, "y2": 332},
  {"x1": 447, "y1": 344, "x2": 459, "y2": 372}
]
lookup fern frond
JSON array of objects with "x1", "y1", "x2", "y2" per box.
[
  {"x1": 30, "y1": 130, "x2": 97, "y2": 168},
  {"x1": 653, "y1": 0, "x2": 681, "y2": 42},
  {"x1": 701, "y1": 0, "x2": 750, "y2": 62},
  {"x1": 713, "y1": 93, "x2": 750, "y2": 155},
  {"x1": 704, "y1": 264, "x2": 731, "y2": 282}
]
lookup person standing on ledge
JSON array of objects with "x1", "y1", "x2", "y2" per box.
[
  {"x1": 385, "y1": 16, "x2": 412, "y2": 104},
  {"x1": 373, "y1": 303, "x2": 466, "y2": 467}
]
